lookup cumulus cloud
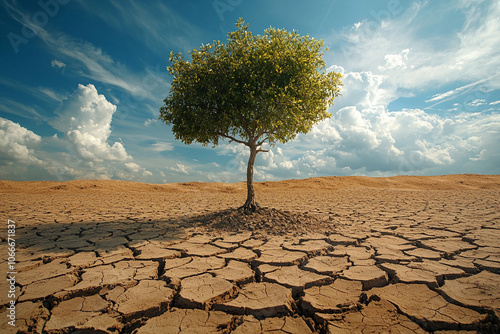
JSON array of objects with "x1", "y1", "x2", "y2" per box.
[
  {"x1": 378, "y1": 49, "x2": 410, "y2": 71},
  {"x1": 31, "y1": 83, "x2": 153, "y2": 181},
  {"x1": 232, "y1": 69, "x2": 500, "y2": 179},
  {"x1": 0, "y1": 84, "x2": 155, "y2": 182},
  {"x1": 0, "y1": 117, "x2": 42, "y2": 165},
  {"x1": 282, "y1": 1, "x2": 500, "y2": 178},
  {"x1": 51, "y1": 84, "x2": 131, "y2": 162},
  {"x1": 332, "y1": 68, "x2": 395, "y2": 110}
]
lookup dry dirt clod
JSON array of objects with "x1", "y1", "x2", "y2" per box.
[
  {"x1": 254, "y1": 248, "x2": 308, "y2": 266},
  {"x1": 301, "y1": 278, "x2": 363, "y2": 314},
  {"x1": 66, "y1": 260, "x2": 158, "y2": 294},
  {"x1": 0, "y1": 301, "x2": 50, "y2": 334},
  {"x1": 177, "y1": 273, "x2": 236, "y2": 309},
  {"x1": 18, "y1": 273, "x2": 79, "y2": 302},
  {"x1": 104, "y1": 279, "x2": 175, "y2": 319},
  {"x1": 232, "y1": 315, "x2": 314, "y2": 333},
  {"x1": 218, "y1": 247, "x2": 258, "y2": 262},
  {"x1": 341, "y1": 265, "x2": 389, "y2": 290},
  {"x1": 213, "y1": 282, "x2": 293, "y2": 317},
  {"x1": 261, "y1": 265, "x2": 332, "y2": 296},
  {"x1": 439, "y1": 271, "x2": 500, "y2": 321},
  {"x1": 162, "y1": 256, "x2": 226, "y2": 280},
  {"x1": 378, "y1": 262, "x2": 439, "y2": 288},
  {"x1": 303, "y1": 255, "x2": 350, "y2": 275},
  {"x1": 326, "y1": 298, "x2": 428, "y2": 333},
  {"x1": 211, "y1": 260, "x2": 255, "y2": 284},
  {"x1": 44, "y1": 294, "x2": 123, "y2": 333},
  {"x1": 368, "y1": 283, "x2": 488, "y2": 331},
  {"x1": 134, "y1": 308, "x2": 233, "y2": 334}
]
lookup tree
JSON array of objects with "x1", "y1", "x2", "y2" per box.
[{"x1": 160, "y1": 19, "x2": 342, "y2": 212}]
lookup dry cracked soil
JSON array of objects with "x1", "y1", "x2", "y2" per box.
[{"x1": 0, "y1": 175, "x2": 499, "y2": 333}]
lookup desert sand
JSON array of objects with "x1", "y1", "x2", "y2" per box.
[{"x1": 1, "y1": 174, "x2": 499, "y2": 333}]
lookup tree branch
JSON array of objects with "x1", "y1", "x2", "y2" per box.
[
  {"x1": 256, "y1": 136, "x2": 269, "y2": 147},
  {"x1": 220, "y1": 133, "x2": 248, "y2": 146},
  {"x1": 255, "y1": 128, "x2": 265, "y2": 141},
  {"x1": 242, "y1": 123, "x2": 253, "y2": 142}
]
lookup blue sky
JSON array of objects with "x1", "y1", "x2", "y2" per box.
[{"x1": 1, "y1": 0, "x2": 499, "y2": 183}]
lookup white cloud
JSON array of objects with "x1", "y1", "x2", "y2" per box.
[
  {"x1": 425, "y1": 78, "x2": 491, "y2": 104},
  {"x1": 9, "y1": 13, "x2": 167, "y2": 101},
  {"x1": 51, "y1": 59, "x2": 66, "y2": 69},
  {"x1": 279, "y1": 160, "x2": 293, "y2": 169},
  {"x1": 168, "y1": 163, "x2": 189, "y2": 175},
  {"x1": 378, "y1": 49, "x2": 410, "y2": 71},
  {"x1": 144, "y1": 118, "x2": 158, "y2": 127},
  {"x1": 150, "y1": 141, "x2": 174, "y2": 152},
  {"x1": 0, "y1": 78, "x2": 66, "y2": 106},
  {"x1": 468, "y1": 99, "x2": 486, "y2": 107},
  {"x1": 426, "y1": 90, "x2": 458, "y2": 103},
  {"x1": 125, "y1": 162, "x2": 153, "y2": 177},
  {"x1": 51, "y1": 84, "x2": 131, "y2": 162},
  {"x1": 330, "y1": 68, "x2": 395, "y2": 110},
  {"x1": 0, "y1": 98, "x2": 44, "y2": 120},
  {"x1": 37, "y1": 87, "x2": 66, "y2": 103},
  {"x1": 54, "y1": 38, "x2": 149, "y2": 98},
  {"x1": 0, "y1": 117, "x2": 42, "y2": 165},
  {"x1": 330, "y1": 1, "x2": 500, "y2": 91},
  {"x1": 282, "y1": 1, "x2": 500, "y2": 177}
]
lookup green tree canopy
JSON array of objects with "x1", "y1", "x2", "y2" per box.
[{"x1": 160, "y1": 19, "x2": 342, "y2": 212}]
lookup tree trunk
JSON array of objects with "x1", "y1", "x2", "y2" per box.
[{"x1": 242, "y1": 144, "x2": 259, "y2": 213}]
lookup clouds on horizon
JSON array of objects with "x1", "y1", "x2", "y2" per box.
[
  {"x1": 218, "y1": 66, "x2": 500, "y2": 181},
  {"x1": 0, "y1": 117, "x2": 42, "y2": 166},
  {"x1": 0, "y1": 84, "x2": 153, "y2": 181}
]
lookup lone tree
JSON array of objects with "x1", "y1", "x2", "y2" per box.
[{"x1": 160, "y1": 19, "x2": 342, "y2": 212}]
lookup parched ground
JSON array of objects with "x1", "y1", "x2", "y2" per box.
[{"x1": 0, "y1": 174, "x2": 499, "y2": 333}]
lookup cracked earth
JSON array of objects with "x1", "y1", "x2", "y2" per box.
[{"x1": 1, "y1": 175, "x2": 499, "y2": 333}]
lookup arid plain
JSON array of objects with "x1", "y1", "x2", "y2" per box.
[{"x1": 1, "y1": 174, "x2": 499, "y2": 333}]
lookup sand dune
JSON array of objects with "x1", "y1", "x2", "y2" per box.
[{"x1": 1, "y1": 174, "x2": 499, "y2": 194}]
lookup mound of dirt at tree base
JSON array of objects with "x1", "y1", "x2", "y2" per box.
[{"x1": 190, "y1": 207, "x2": 333, "y2": 236}]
